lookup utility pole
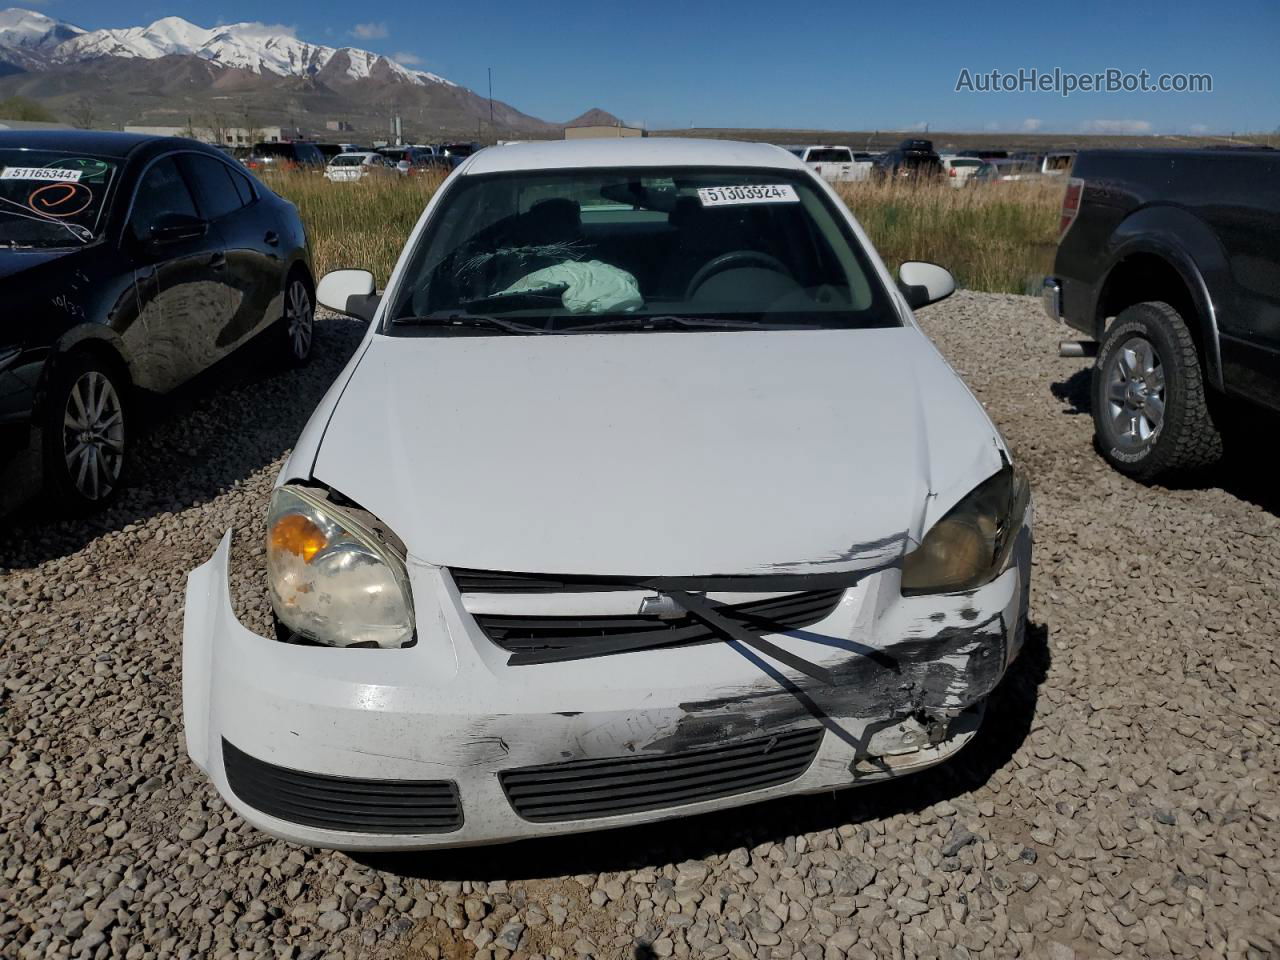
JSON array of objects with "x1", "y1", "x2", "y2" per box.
[{"x1": 488, "y1": 67, "x2": 494, "y2": 138}]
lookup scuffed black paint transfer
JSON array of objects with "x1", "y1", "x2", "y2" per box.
[{"x1": 643, "y1": 611, "x2": 1008, "y2": 757}]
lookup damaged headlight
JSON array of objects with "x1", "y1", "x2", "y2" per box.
[
  {"x1": 901, "y1": 463, "x2": 1030, "y2": 596},
  {"x1": 265, "y1": 485, "x2": 414, "y2": 648}
]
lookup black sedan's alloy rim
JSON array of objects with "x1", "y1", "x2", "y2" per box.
[{"x1": 62, "y1": 370, "x2": 124, "y2": 500}]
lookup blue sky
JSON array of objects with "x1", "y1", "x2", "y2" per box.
[{"x1": 50, "y1": 0, "x2": 1280, "y2": 133}]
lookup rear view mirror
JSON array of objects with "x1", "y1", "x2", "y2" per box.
[
  {"x1": 149, "y1": 212, "x2": 208, "y2": 245},
  {"x1": 317, "y1": 269, "x2": 379, "y2": 323},
  {"x1": 897, "y1": 261, "x2": 956, "y2": 309}
]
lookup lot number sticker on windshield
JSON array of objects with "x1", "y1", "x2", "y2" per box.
[
  {"x1": 1, "y1": 166, "x2": 83, "y2": 183},
  {"x1": 697, "y1": 184, "x2": 798, "y2": 206}
]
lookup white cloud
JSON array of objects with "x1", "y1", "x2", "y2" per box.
[
  {"x1": 350, "y1": 22, "x2": 388, "y2": 40},
  {"x1": 1021, "y1": 118, "x2": 1042, "y2": 132},
  {"x1": 391, "y1": 51, "x2": 422, "y2": 65},
  {"x1": 1189, "y1": 123, "x2": 1210, "y2": 134},
  {"x1": 1082, "y1": 119, "x2": 1153, "y2": 134}
]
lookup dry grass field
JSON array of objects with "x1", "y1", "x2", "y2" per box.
[{"x1": 263, "y1": 170, "x2": 1062, "y2": 295}]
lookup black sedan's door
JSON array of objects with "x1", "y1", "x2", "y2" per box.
[
  {"x1": 126, "y1": 155, "x2": 232, "y2": 391},
  {"x1": 178, "y1": 153, "x2": 282, "y2": 361}
]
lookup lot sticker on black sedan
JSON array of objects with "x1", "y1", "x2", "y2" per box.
[
  {"x1": 1, "y1": 166, "x2": 83, "y2": 183},
  {"x1": 697, "y1": 184, "x2": 798, "y2": 206}
]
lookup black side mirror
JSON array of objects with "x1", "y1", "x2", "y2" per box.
[{"x1": 148, "y1": 212, "x2": 208, "y2": 245}]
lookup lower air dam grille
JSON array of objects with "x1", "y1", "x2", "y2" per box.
[
  {"x1": 500, "y1": 727, "x2": 824, "y2": 822},
  {"x1": 222, "y1": 739, "x2": 463, "y2": 834}
]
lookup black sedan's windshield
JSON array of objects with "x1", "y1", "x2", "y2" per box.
[
  {"x1": 386, "y1": 166, "x2": 896, "y2": 333},
  {"x1": 0, "y1": 149, "x2": 118, "y2": 248}
]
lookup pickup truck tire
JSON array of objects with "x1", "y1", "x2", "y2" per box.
[{"x1": 1091, "y1": 301, "x2": 1223, "y2": 481}]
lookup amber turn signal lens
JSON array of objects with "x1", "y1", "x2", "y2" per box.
[{"x1": 269, "y1": 513, "x2": 327, "y2": 563}]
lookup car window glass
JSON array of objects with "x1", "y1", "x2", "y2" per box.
[
  {"x1": 228, "y1": 166, "x2": 255, "y2": 204},
  {"x1": 807, "y1": 149, "x2": 851, "y2": 163},
  {"x1": 389, "y1": 167, "x2": 893, "y2": 328},
  {"x1": 183, "y1": 155, "x2": 243, "y2": 220},
  {"x1": 129, "y1": 156, "x2": 198, "y2": 241}
]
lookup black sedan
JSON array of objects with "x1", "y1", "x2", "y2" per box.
[{"x1": 0, "y1": 131, "x2": 315, "y2": 513}]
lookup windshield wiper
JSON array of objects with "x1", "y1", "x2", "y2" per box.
[
  {"x1": 391, "y1": 313, "x2": 548, "y2": 335},
  {"x1": 460, "y1": 285, "x2": 569, "y2": 314},
  {"x1": 566, "y1": 315, "x2": 819, "y2": 333}
]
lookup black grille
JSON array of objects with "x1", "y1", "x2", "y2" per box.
[
  {"x1": 501, "y1": 727, "x2": 824, "y2": 822},
  {"x1": 451, "y1": 568, "x2": 634, "y2": 593},
  {"x1": 222, "y1": 739, "x2": 462, "y2": 835},
  {"x1": 474, "y1": 589, "x2": 843, "y2": 660}
]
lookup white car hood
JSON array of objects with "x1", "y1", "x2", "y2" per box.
[{"x1": 310, "y1": 327, "x2": 1005, "y2": 576}]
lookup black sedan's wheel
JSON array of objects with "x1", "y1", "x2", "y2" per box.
[
  {"x1": 43, "y1": 352, "x2": 129, "y2": 509},
  {"x1": 282, "y1": 273, "x2": 315, "y2": 366},
  {"x1": 1091, "y1": 301, "x2": 1223, "y2": 481}
]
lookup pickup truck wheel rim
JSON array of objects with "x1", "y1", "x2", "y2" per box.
[
  {"x1": 286, "y1": 280, "x2": 313, "y2": 359},
  {"x1": 1105, "y1": 336, "x2": 1165, "y2": 451},
  {"x1": 62, "y1": 371, "x2": 124, "y2": 501}
]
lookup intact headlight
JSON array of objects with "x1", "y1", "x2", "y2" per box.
[
  {"x1": 901, "y1": 463, "x2": 1030, "y2": 596},
  {"x1": 265, "y1": 485, "x2": 414, "y2": 648}
]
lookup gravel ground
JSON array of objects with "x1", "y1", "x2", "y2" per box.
[{"x1": 2, "y1": 292, "x2": 1278, "y2": 960}]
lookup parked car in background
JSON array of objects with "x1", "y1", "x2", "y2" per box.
[
  {"x1": 1040, "y1": 151, "x2": 1075, "y2": 176},
  {"x1": 873, "y1": 139, "x2": 943, "y2": 181},
  {"x1": 0, "y1": 131, "x2": 315, "y2": 513},
  {"x1": 377, "y1": 146, "x2": 451, "y2": 177},
  {"x1": 244, "y1": 141, "x2": 326, "y2": 173},
  {"x1": 940, "y1": 154, "x2": 982, "y2": 187},
  {"x1": 315, "y1": 143, "x2": 339, "y2": 162},
  {"x1": 324, "y1": 151, "x2": 395, "y2": 182},
  {"x1": 787, "y1": 145, "x2": 874, "y2": 182},
  {"x1": 970, "y1": 159, "x2": 1042, "y2": 184},
  {"x1": 437, "y1": 142, "x2": 477, "y2": 161},
  {"x1": 1044, "y1": 148, "x2": 1280, "y2": 480},
  {"x1": 183, "y1": 137, "x2": 1032, "y2": 851}
]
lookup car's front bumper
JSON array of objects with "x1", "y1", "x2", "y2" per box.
[{"x1": 183, "y1": 520, "x2": 1032, "y2": 851}]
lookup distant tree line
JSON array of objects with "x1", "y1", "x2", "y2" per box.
[{"x1": 0, "y1": 96, "x2": 56, "y2": 122}]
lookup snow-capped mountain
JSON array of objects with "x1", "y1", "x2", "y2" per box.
[
  {"x1": 0, "y1": 8, "x2": 83, "y2": 70},
  {"x1": 0, "y1": 8, "x2": 454, "y2": 87},
  {"x1": 0, "y1": 7, "x2": 574, "y2": 138}
]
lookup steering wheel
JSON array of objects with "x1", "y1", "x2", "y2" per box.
[{"x1": 685, "y1": 250, "x2": 791, "y2": 299}]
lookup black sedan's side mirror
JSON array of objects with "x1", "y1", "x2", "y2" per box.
[{"x1": 149, "y1": 212, "x2": 208, "y2": 245}]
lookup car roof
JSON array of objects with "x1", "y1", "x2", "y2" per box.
[
  {"x1": 0, "y1": 129, "x2": 177, "y2": 158},
  {"x1": 463, "y1": 137, "x2": 806, "y2": 175}
]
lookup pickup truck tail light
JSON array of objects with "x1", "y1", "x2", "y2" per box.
[{"x1": 1058, "y1": 177, "x2": 1085, "y2": 237}]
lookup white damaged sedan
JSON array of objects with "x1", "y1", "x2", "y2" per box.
[{"x1": 182, "y1": 138, "x2": 1032, "y2": 850}]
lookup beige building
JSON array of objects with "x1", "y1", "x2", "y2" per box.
[
  {"x1": 564, "y1": 122, "x2": 645, "y2": 140},
  {"x1": 123, "y1": 124, "x2": 288, "y2": 146}
]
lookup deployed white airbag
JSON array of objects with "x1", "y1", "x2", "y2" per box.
[{"x1": 500, "y1": 259, "x2": 643, "y2": 314}]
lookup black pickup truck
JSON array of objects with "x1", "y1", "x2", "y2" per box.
[{"x1": 1043, "y1": 147, "x2": 1280, "y2": 480}]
